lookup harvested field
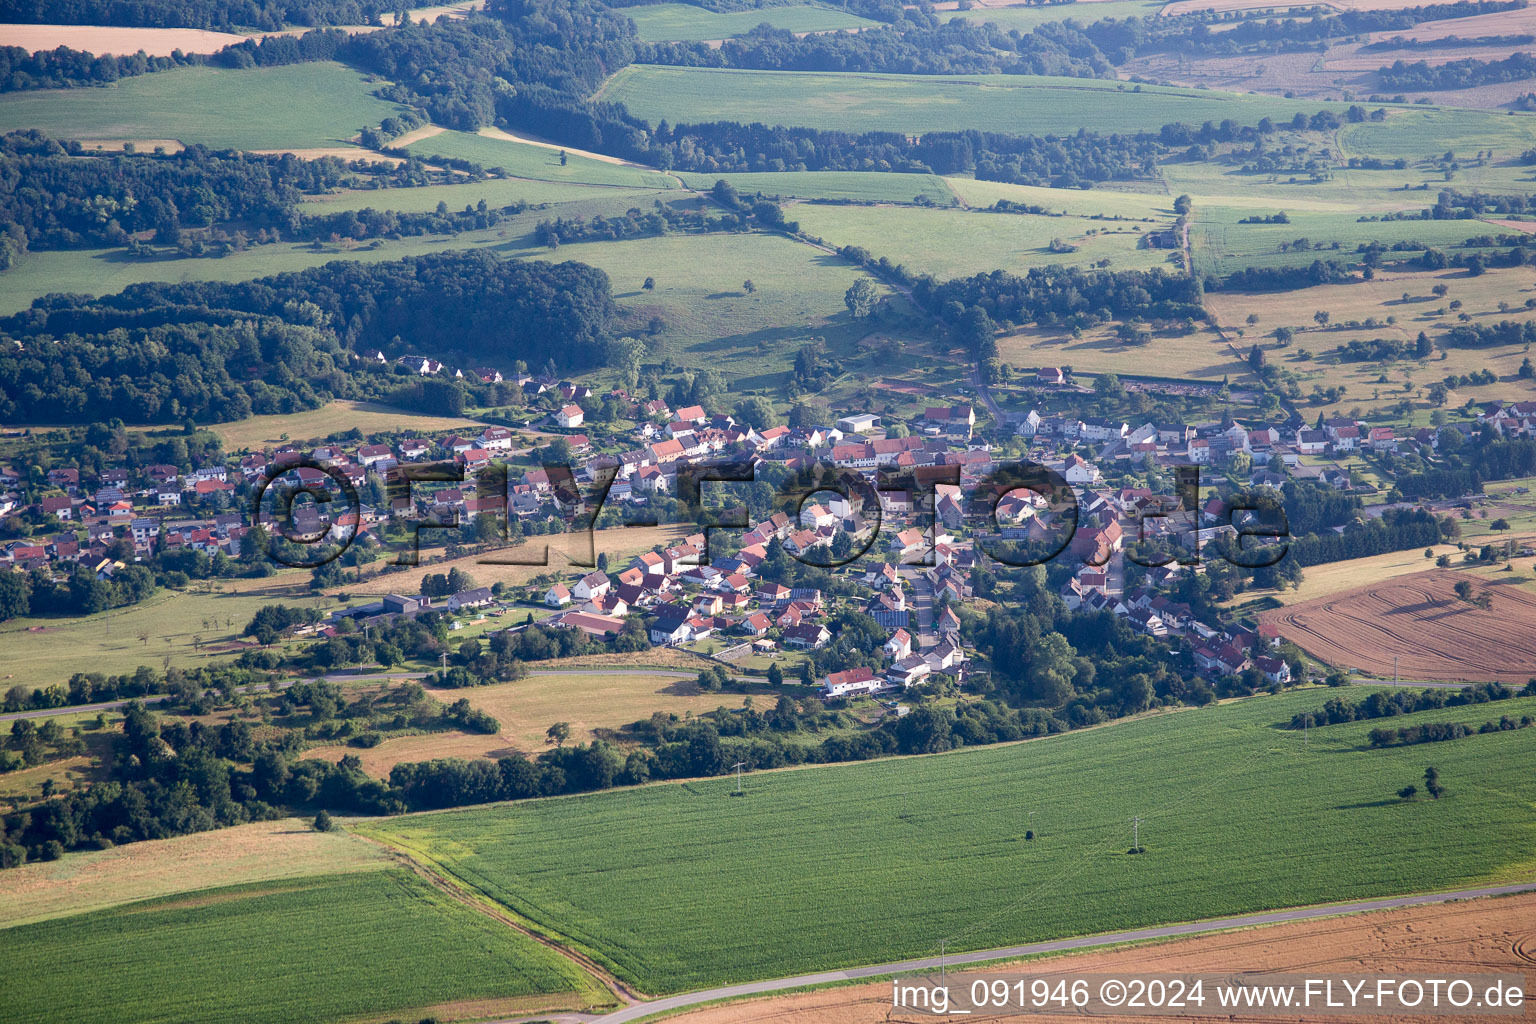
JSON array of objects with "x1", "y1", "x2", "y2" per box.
[
  {"x1": 1163, "y1": 0, "x2": 1453, "y2": 13},
  {"x1": 207, "y1": 398, "x2": 484, "y2": 449},
  {"x1": 1260, "y1": 569, "x2": 1536, "y2": 683},
  {"x1": 0, "y1": 818, "x2": 389, "y2": 929},
  {"x1": 1371, "y1": 4, "x2": 1536, "y2": 41},
  {"x1": 305, "y1": 729, "x2": 521, "y2": 776},
  {"x1": 0, "y1": 25, "x2": 248, "y2": 56},
  {"x1": 663, "y1": 890, "x2": 1536, "y2": 1024}
]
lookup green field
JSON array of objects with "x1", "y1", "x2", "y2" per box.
[
  {"x1": 3, "y1": 870, "x2": 604, "y2": 1024},
  {"x1": 623, "y1": 2, "x2": 878, "y2": 41},
  {"x1": 944, "y1": 176, "x2": 1171, "y2": 218},
  {"x1": 405, "y1": 128, "x2": 679, "y2": 189},
  {"x1": 1191, "y1": 204, "x2": 1516, "y2": 277},
  {"x1": 366, "y1": 691, "x2": 1536, "y2": 994},
  {"x1": 535, "y1": 230, "x2": 888, "y2": 387},
  {"x1": 950, "y1": 0, "x2": 1165, "y2": 31},
  {"x1": 791, "y1": 201, "x2": 1174, "y2": 277},
  {"x1": 0, "y1": 64, "x2": 407, "y2": 150},
  {"x1": 677, "y1": 169, "x2": 958, "y2": 204},
  {"x1": 304, "y1": 178, "x2": 667, "y2": 213},
  {"x1": 597, "y1": 66, "x2": 1333, "y2": 135}
]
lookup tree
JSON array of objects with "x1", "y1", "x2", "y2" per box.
[
  {"x1": 1424, "y1": 765, "x2": 1442, "y2": 799},
  {"x1": 1398, "y1": 784, "x2": 1417, "y2": 800},
  {"x1": 844, "y1": 278, "x2": 878, "y2": 319},
  {"x1": 643, "y1": 276, "x2": 655, "y2": 291},
  {"x1": 742, "y1": 279, "x2": 755, "y2": 294},
  {"x1": 1454, "y1": 580, "x2": 1474, "y2": 602},
  {"x1": 546, "y1": 721, "x2": 571, "y2": 747},
  {"x1": 1313, "y1": 310, "x2": 1331, "y2": 327},
  {"x1": 313, "y1": 809, "x2": 333, "y2": 831},
  {"x1": 1173, "y1": 194, "x2": 1192, "y2": 215},
  {"x1": 766, "y1": 662, "x2": 783, "y2": 686}
]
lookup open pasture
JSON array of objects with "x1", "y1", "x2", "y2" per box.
[
  {"x1": 367, "y1": 688, "x2": 1536, "y2": 994},
  {"x1": 0, "y1": 63, "x2": 407, "y2": 151},
  {"x1": 623, "y1": 3, "x2": 879, "y2": 41},
  {"x1": 303, "y1": 177, "x2": 667, "y2": 213},
  {"x1": 1204, "y1": 265, "x2": 1536, "y2": 418},
  {"x1": 2, "y1": 870, "x2": 604, "y2": 1024},
  {"x1": 943, "y1": 176, "x2": 1172, "y2": 217},
  {"x1": 595, "y1": 66, "x2": 1328, "y2": 136},
  {"x1": 998, "y1": 323, "x2": 1250, "y2": 380},
  {"x1": 951, "y1": 0, "x2": 1165, "y2": 31},
  {"x1": 404, "y1": 128, "x2": 678, "y2": 189},
  {"x1": 676, "y1": 169, "x2": 957, "y2": 204},
  {"x1": 1260, "y1": 569, "x2": 1536, "y2": 682},
  {"x1": 790, "y1": 202, "x2": 1175, "y2": 277}
]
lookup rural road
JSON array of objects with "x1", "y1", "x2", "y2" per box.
[{"x1": 574, "y1": 881, "x2": 1536, "y2": 1024}]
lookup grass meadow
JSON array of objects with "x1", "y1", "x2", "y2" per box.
[
  {"x1": 790, "y1": 202, "x2": 1175, "y2": 277},
  {"x1": 998, "y1": 323, "x2": 1250, "y2": 380},
  {"x1": 623, "y1": 2, "x2": 878, "y2": 41},
  {"x1": 303, "y1": 178, "x2": 668, "y2": 214},
  {"x1": 404, "y1": 128, "x2": 679, "y2": 189},
  {"x1": 206, "y1": 399, "x2": 486, "y2": 449},
  {"x1": 0, "y1": 64, "x2": 407, "y2": 150},
  {"x1": 676, "y1": 169, "x2": 958, "y2": 204},
  {"x1": 2, "y1": 870, "x2": 606, "y2": 1024},
  {"x1": 950, "y1": 0, "x2": 1165, "y2": 30},
  {"x1": 365, "y1": 690, "x2": 1536, "y2": 994},
  {"x1": 596, "y1": 66, "x2": 1334, "y2": 135}
]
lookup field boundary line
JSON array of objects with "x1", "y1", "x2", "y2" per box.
[{"x1": 352, "y1": 827, "x2": 644, "y2": 1007}]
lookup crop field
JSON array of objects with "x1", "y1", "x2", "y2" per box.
[
  {"x1": 595, "y1": 66, "x2": 1328, "y2": 136},
  {"x1": 790, "y1": 202, "x2": 1175, "y2": 277},
  {"x1": 536, "y1": 231, "x2": 888, "y2": 387},
  {"x1": 365, "y1": 690, "x2": 1536, "y2": 994},
  {"x1": 998, "y1": 323, "x2": 1250, "y2": 380},
  {"x1": 676, "y1": 169, "x2": 958, "y2": 204},
  {"x1": 0, "y1": 25, "x2": 249, "y2": 55},
  {"x1": 405, "y1": 128, "x2": 679, "y2": 189},
  {"x1": 208, "y1": 399, "x2": 486, "y2": 449},
  {"x1": 0, "y1": 819, "x2": 390, "y2": 929},
  {"x1": 2, "y1": 870, "x2": 605, "y2": 1024},
  {"x1": 1261, "y1": 569, "x2": 1536, "y2": 682},
  {"x1": 1340, "y1": 108, "x2": 1536, "y2": 170},
  {"x1": 0, "y1": 64, "x2": 408, "y2": 151},
  {"x1": 0, "y1": 585, "x2": 332, "y2": 690},
  {"x1": 1238, "y1": 543, "x2": 1466, "y2": 605},
  {"x1": 623, "y1": 2, "x2": 879, "y2": 41}
]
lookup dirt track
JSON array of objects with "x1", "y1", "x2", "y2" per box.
[
  {"x1": 1260, "y1": 569, "x2": 1536, "y2": 684},
  {"x1": 664, "y1": 891, "x2": 1536, "y2": 1023}
]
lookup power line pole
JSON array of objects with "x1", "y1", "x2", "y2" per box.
[
  {"x1": 940, "y1": 939, "x2": 947, "y2": 994},
  {"x1": 1131, "y1": 815, "x2": 1142, "y2": 852},
  {"x1": 731, "y1": 761, "x2": 746, "y2": 795},
  {"x1": 1394, "y1": 654, "x2": 1399, "y2": 686}
]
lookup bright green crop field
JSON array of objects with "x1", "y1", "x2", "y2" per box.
[
  {"x1": 597, "y1": 66, "x2": 1333, "y2": 135},
  {"x1": 0, "y1": 63, "x2": 407, "y2": 151},
  {"x1": 2, "y1": 870, "x2": 607, "y2": 1024},
  {"x1": 623, "y1": 2, "x2": 878, "y2": 41},
  {"x1": 366, "y1": 691, "x2": 1536, "y2": 995},
  {"x1": 950, "y1": 0, "x2": 1165, "y2": 31}
]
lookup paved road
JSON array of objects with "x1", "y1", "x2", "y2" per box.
[{"x1": 582, "y1": 882, "x2": 1536, "y2": 1024}]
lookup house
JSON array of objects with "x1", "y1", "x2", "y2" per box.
[
  {"x1": 1062, "y1": 454, "x2": 1101, "y2": 485},
  {"x1": 399, "y1": 439, "x2": 431, "y2": 460},
  {"x1": 544, "y1": 583, "x2": 572, "y2": 607},
  {"x1": 649, "y1": 607, "x2": 693, "y2": 646},
  {"x1": 1295, "y1": 429, "x2": 1328, "y2": 455},
  {"x1": 1036, "y1": 366, "x2": 1065, "y2": 386},
  {"x1": 572, "y1": 570, "x2": 610, "y2": 602},
  {"x1": 821, "y1": 667, "x2": 884, "y2": 699},
  {"x1": 936, "y1": 605, "x2": 961, "y2": 638},
  {"x1": 887, "y1": 654, "x2": 932, "y2": 689},
  {"x1": 1187, "y1": 438, "x2": 1211, "y2": 464},
  {"x1": 782, "y1": 623, "x2": 831, "y2": 649},
  {"x1": 740, "y1": 611, "x2": 772, "y2": 636},
  {"x1": 446, "y1": 587, "x2": 493, "y2": 612},
  {"x1": 674, "y1": 404, "x2": 707, "y2": 424},
  {"x1": 1368, "y1": 426, "x2": 1396, "y2": 452},
  {"x1": 479, "y1": 426, "x2": 514, "y2": 452},
  {"x1": 884, "y1": 628, "x2": 912, "y2": 661},
  {"x1": 556, "y1": 405, "x2": 585, "y2": 429},
  {"x1": 1256, "y1": 655, "x2": 1292, "y2": 686}
]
